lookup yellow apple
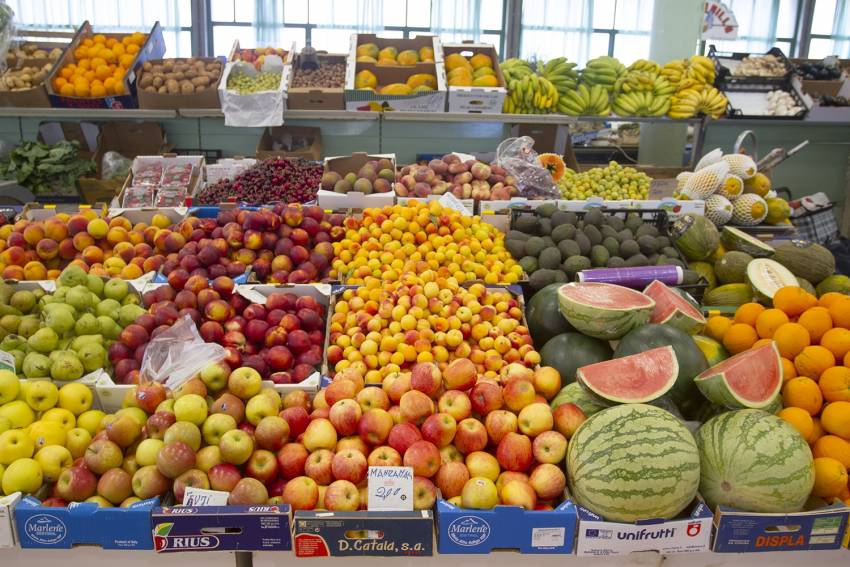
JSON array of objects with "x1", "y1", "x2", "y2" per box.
[
  {"x1": 24, "y1": 380, "x2": 59, "y2": 412},
  {"x1": 465, "y1": 451, "x2": 500, "y2": 482},
  {"x1": 58, "y1": 383, "x2": 93, "y2": 416},
  {"x1": 0, "y1": 400, "x2": 35, "y2": 428},
  {"x1": 1, "y1": 457, "x2": 42, "y2": 494},
  {"x1": 65, "y1": 427, "x2": 92, "y2": 459},
  {"x1": 0, "y1": 415, "x2": 10, "y2": 434},
  {"x1": 77, "y1": 410, "x2": 105, "y2": 436},
  {"x1": 173, "y1": 394, "x2": 208, "y2": 426},
  {"x1": 134, "y1": 438, "x2": 163, "y2": 466},
  {"x1": 116, "y1": 407, "x2": 148, "y2": 427},
  {"x1": 35, "y1": 445, "x2": 73, "y2": 482},
  {"x1": 0, "y1": 370, "x2": 19, "y2": 404},
  {"x1": 40, "y1": 407, "x2": 75, "y2": 432},
  {"x1": 0, "y1": 429, "x2": 34, "y2": 465},
  {"x1": 28, "y1": 420, "x2": 67, "y2": 450},
  {"x1": 461, "y1": 476, "x2": 499, "y2": 509},
  {"x1": 85, "y1": 495, "x2": 113, "y2": 507}
]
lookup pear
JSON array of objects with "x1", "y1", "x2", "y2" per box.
[
  {"x1": 77, "y1": 343, "x2": 107, "y2": 373},
  {"x1": 0, "y1": 315, "x2": 20, "y2": 334},
  {"x1": 66, "y1": 286, "x2": 92, "y2": 311},
  {"x1": 0, "y1": 334, "x2": 25, "y2": 352},
  {"x1": 97, "y1": 316, "x2": 122, "y2": 340},
  {"x1": 103, "y1": 279, "x2": 129, "y2": 302},
  {"x1": 58, "y1": 265, "x2": 87, "y2": 287},
  {"x1": 95, "y1": 298, "x2": 121, "y2": 320},
  {"x1": 9, "y1": 290, "x2": 36, "y2": 313},
  {"x1": 70, "y1": 334, "x2": 103, "y2": 351},
  {"x1": 9, "y1": 349, "x2": 24, "y2": 373},
  {"x1": 86, "y1": 274, "x2": 104, "y2": 297},
  {"x1": 27, "y1": 327, "x2": 58, "y2": 353},
  {"x1": 44, "y1": 307, "x2": 75, "y2": 335},
  {"x1": 75, "y1": 313, "x2": 101, "y2": 336},
  {"x1": 50, "y1": 352, "x2": 84, "y2": 381},
  {"x1": 118, "y1": 304, "x2": 146, "y2": 328},
  {"x1": 17, "y1": 316, "x2": 40, "y2": 338},
  {"x1": 22, "y1": 352, "x2": 51, "y2": 378}
]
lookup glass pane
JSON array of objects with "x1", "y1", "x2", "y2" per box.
[
  {"x1": 775, "y1": 0, "x2": 799, "y2": 37},
  {"x1": 210, "y1": 0, "x2": 235, "y2": 22},
  {"x1": 382, "y1": 1, "x2": 405, "y2": 27},
  {"x1": 311, "y1": 28, "x2": 356, "y2": 52},
  {"x1": 480, "y1": 0, "x2": 504, "y2": 30},
  {"x1": 613, "y1": 33, "x2": 651, "y2": 63},
  {"x1": 284, "y1": 0, "x2": 309, "y2": 23},
  {"x1": 521, "y1": 0, "x2": 549, "y2": 27},
  {"x1": 407, "y1": 0, "x2": 432, "y2": 27},
  {"x1": 808, "y1": 37, "x2": 838, "y2": 58},
  {"x1": 234, "y1": 0, "x2": 255, "y2": 23},
  {"x1": 593, "y1": 0, "x2": 617, "y2": 29},
  {"x1": 213, "y1": 25, "x2": 255, "y2": 57},
  {"x1": 481, "y1": 33, "x2": 502, "y2": 52},
  {"x1": 811, "y1": 0, "x2": 837, "y2": 35},
  {"x1": 614, "y1": 0, "x2": 652, "y2": 31},
  {"x1": 282, "y1": 27, "x2": 307, "y2": 50},
  {"x1": 591, "y1": 32, "x2": 611, "y2": 58},
  {"x1": 380, "y1": 30, "x2": 405, "y2": 38}
]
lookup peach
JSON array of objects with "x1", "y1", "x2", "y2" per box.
[
  {"x1": 23, "y1": 261, "x2": 46, "y2": 280},
  {"x1": 82, "y1": 245, "x2": 105, "y2": 265},
  {"x1": 2, "y1": 265, "x2": 24, "y2": 280},
  {"x1": 113, "y1": 241, "x2": 135, "y2": 263},
  {"x1": 35, "y1": 238, "x2": 58, "y2": 260},
  {"x1": 87, "y1": 218, "x2": 109, "y2": 239},
  {"x1": 109, "y1": 217, "x2": 132, "y2": 231},
  {"x1": 44, "y1": 218, "x2": 69, "y2": 241},
  {"x1": 73, "y1": 232, "x2": 95, "y2": 251},
  {"x1": 107, "y1": 227, "x2": 129, "y2": 246},
  {"x1": 23, "y1": 223, "x2": 45, "y2": 246}
]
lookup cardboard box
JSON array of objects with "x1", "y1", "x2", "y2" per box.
[
  {"x1": 0, "y1": 29, "x2": 74, "y2": 108},
  {"x1": 351, "y1": 33, "x2": 443, "y2": 63},
  {"x1": 15, "y1": 495, "x2": 158, "y2": 549},
  {"x1": 287, "y1": 53, "x2": 347, "y2": 110},
  {"x1": 318, "y1": 152, "x2": 397, "y2": 209},
  {"x1": 293, "y1": 510, "x2": 433, "y2": 557},
  {"x1": 205, "y1": 157, "x2": 258, "y2": 184},
  {"x1": 152, "y1": 505, "x2": 292, "y2": 552},
  {"x1": 20, "y1": 202, "x2": 108, "y2": 221},
  {"x1": 442, "y1": 43, "x2": 507, "y2": 114},
  {"x1": 137, "y1": 58, "x2": 224, "y2": 110},
  {"x1": 115, "y1": 154, "x2": 206, "y2": 208},
  {"x1": 45, "y1": 21, "x2": 166, "y2": 109},
  {"x1": 436, "y1": 497, "x2": 576, "y2": 554},
  {"x1": 574, "y1": 500, "x2": 713, "y2": 556},
  {"x1": 345, "y1": 60, "x2": 446, "y2": 112},
  {"x1": 229, "y1": 40, "x2": 295, "y2": 64},
  {"x1": 256, "y1": 125, "x2": 322, "y2": 161},
  {"x1": 396, "y1": 195, "x2": 474, "y2": 214},
  {"x1": 0, "y1": 493, "x2": 21, "y2": 548},
  {"x1": 712, "y1": 501, "x2": 850, "y2": 552}
]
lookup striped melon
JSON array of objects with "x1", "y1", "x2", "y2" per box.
[
  {"x1": 557, "y1": 282, "x2": 654, "y2": 340},
  {"x1": 696, "y1": 409, "x2": 814, "y2": 513},
  {"x1": 567, "y1": 404, "x2": 700, "y2": 522},
  {"x1": 550, "y1": 381, "x2": 606, "y2": 416}
]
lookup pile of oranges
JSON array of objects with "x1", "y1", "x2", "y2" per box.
[
  {"x1": 704, "y1": 287, "x2": 850, "y2": 505},
  {"x1": 52, "y1": 32, "x2": 146, "y2": 98}
]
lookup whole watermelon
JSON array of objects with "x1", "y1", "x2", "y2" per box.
[
  {"x1": 696, "y1": 409, "x2": 814, "y2": 513},
  {"x1": 567, "y1": 404, "x2": 700, "y2": 522},
  {"x1": 526, "y1": 283, "x2": 574, "y2": 347},
  {"x1": 541, "y1": 332, "x2": 612, "y2": 385},
  {"x1": 614, "y1": 324, "x2": 708, "y2": 418}
]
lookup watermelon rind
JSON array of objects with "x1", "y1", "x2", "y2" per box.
[
  {"x1": 720, "y1": 226, "x2": 775, "y2": 258},
  {"x1": 643, "y1": 280, "x2": 706, "y2": 334},
  {"x1": 567, "y1": 404, "x2": 701, "y2": 522},
  {"x1": 557, "y1": 282, "x2": 655, "y2": 340},
  {"x1": 576, "y1": 346, "x2": 679, "y2": 404},
  {"x1": 692, "y1": 335, "x2": 729, "y2": 366},
  {"x1": 696, "y1": 409, "x2": 814, "y2": 513},
  {"x1": 694, "y1": 343, "x2": 782, "y2": 409},
  {"x1": 550, "y1": 381, "x2": 606, "y2": 416}
]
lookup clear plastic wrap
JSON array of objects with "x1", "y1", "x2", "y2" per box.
[
  {"x1": 160, "y1": 162, "x2": 194, "y2": 187},
  {"x1": 155, "y1": 186, "x2": 188, "y2": 207},
  {"x1": 101, "y1": 151, "x2": 132, "y2": 181},
  {"x1": 132, "y1": 161, "x2": 163, "y2": 186},
  {"x1": 493, "y1": 136, "x2": 560, "y2": 199},
  {"x1": 140, "y1": 314, "x2": 227, "y2": 390}
]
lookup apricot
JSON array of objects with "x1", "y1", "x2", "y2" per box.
[
  {"x1": 80, "y1": 210, "x2": 98, "y2": 221},
  {"x1": 87, "y1": 218, "x2": 109, "y2": 239},
  {"x1": 81, "y1": 245, "x2": 104, "y2": 265},
  {"x1": 23, "y1": 223, "x2": 45, "y2": 246},
  {"x1": 58, "y1": 238, "x2": 77, "y2": 260},
  {"x1": 47, "y1": 269, "x2": 61, "y2": 280},
  {"x1": 106, "y1": 227, "x2": 129, "y2": 246},
  {"x1": 113, "y1": 241, "x2": 135, "y2": 263},
  {"x1": 2, "y1": 265, "x2": 24, "y2": 280},
  {"x1": 66, "y1": 215, "x2": 90, "y2": 235},
  {"x1": 73, "y1": 232, "x2": 95, "y2": 251},
  {"x1": 120, "y1": 264, "x2": 143, "y2": 279},
  {"x1": 109, "y1": 216, "x2": 132, "y2": 231},
  {"x1": 23, "y1": 261, "x2": 47, "y2": 280},
  {"x1": 150, "y1": 214, "x2": 170, "y2": 229},
  {"x1": 44, "y1": 218, "x2": 69, "y2": 241}
]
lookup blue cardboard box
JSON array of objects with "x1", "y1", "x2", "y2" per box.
[
  {"x1": 436, "y1": 497, "x2": 577, "y2": 554},
  {"x1": 713, "y1": 501, "x2": 850, "y2": 552},
  {"x1": 15, "y1": 495, "x2": 157, "y2": 549},
  {"x1": 151, "y1": 505, "x2": 292, "y2": 552},
  {"x1": 293, "y1": 510, "x2": 433, "y2": 557}
]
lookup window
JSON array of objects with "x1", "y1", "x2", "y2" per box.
[
  {"x1": 519, "y1": 0, "x2": 654, "y2": 66},
  {"x1": 808, "y1": 0, "x2": 850, "y2": 58},
  {"x1": 6, "y1": 0, "x2": 193, "y2": 57},
  {"x1": 704, "y1": 0, "x2": 800, "y2": 56}
]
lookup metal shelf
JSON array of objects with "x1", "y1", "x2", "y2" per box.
[{"x1": 0, "y1": 107, "x2": 176, "y2": 119}]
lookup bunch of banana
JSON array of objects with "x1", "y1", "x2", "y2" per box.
[
  {"x1": 628, "y1": 59, "x2": 661, "y2": 75},
  {"x1": 612, "y1": 91, "x2": 670, "y2": 117},
  {"x1": 661, "y1": 59, "x2": 686, "y2": 86},
  {"x1": 668, "y1": 86, "x2": 727, "y2": 119},
  {"x1": 685, "y1": 55, "x2": 716, "y2": 85},
  {"x1": 538, "y1": 57, "x2": 578, "y2": 99},
  {"x1": 557, "y1": 83, "x2": 611, "y2": 116},
  {"x1": 581, "y1": 56, "x2": 625, "y2": 92},
  {"x1": 500, "y1": 58, "x2": 535, "y2": 83},
  {"x1": 504, "y1": 73, "x2": 559, "y2": 114}
]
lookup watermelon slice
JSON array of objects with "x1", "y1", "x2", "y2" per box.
[
  {"x1": 576, "y1": 346, "x2": 678, "y2": 404},
  {"x1": 694, "y1": 343, "x2": 782, "y2": 409},
  {"x1": 557, "y1": 282, "x2": 655, "y2": 340},
  {"x1": 643, "y1": 280, "x2": 706, "y2": 335}
]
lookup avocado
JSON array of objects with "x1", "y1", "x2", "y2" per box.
[
  {"x1": 625, "y1": 253, "x2": 648, "y2": 267},
  {"x1": 575, "y1": 233, "x2": 592, "y2": 256},
  {"x1": 541, "y1": 237, "x2": 555, "y2": 249},
  {"x1": 583, "y1": 208, "x2": 604, "y2": 227},
  {"x1": 539, "y1": 218, "x2": 552, "y2": 236},
  {"x1": 655, "y1": 254, "x2": 669, "y2": 265},
  {"x1": 514, "y1": 215, "x2": 538, "y2": 235},
  {"x1": 558, "y1": 239, "x2": 581, "y2": 259},
  {"x1": 535, "y1": 202, "x2": 557, "y2": 218},
  {"x1": 607, "y1": 216, "x2": 625, "y2": 231},
  {"x1": 506, "y1": 239, "x2": 526, "y2": 259},
  {"x1": 539, "y1": 247, "x2": 562, "y2": 270},
  {"x1": 637, "y1": 234, "x2": 659, "y2": 255},
  {"x1": 529, "y1": 269, "x2": 559, "y2": 291},
  {"x1": 661, "y1": 246, "x2": 680, "y2": 258},
  {"x1": 619, "y1": 239, "x2": 640, "y2": 258},
  {"x1": 519, "y1": 256, "x2": 539, "y2": 274},
  {"x1": 600, "y1": 225, "x2": 619, "y2": 240},
  {"x1": 506, "y1": 230, "x2": 530, "y2": 241},
  {"x1": 524, "y1": 237, "x2": 546, "y2": 257},
  {"x1": 551, "y1": 223, "x2": 576, "y2": 243},
  {"x1": 563, "y1": 255, "x2": 592, "y2": 278},
  {"x1": 590, "y1": 245, "x2": 610, "y2": 267},
  {"x1": 607, "y1": 256, "x2": 626, "y2": 268},
  {"x1": 552, "y1": 211, "x2": 578, "y2": 227},
  {"x1": 656, "y1": 236, "x2": 670, "y2": 248},
  {"x1": 635, "y1": 223, "x2": 659, "y2": 239},
  {"x1": 583, "y1": 224, "x2": 602, "y2": 246},
  {"x1": 624, "y1": 213, "x2": 643, "y2": 233},
  {"x1": 668, "y1": 258, "x2": 685, "y2": 268},
  {"x1": 602, "y1": 236, "x2": 620, "y2": 257},
  {"x1": 617, "y1": 228, "x2": 634, "y2": 242}
]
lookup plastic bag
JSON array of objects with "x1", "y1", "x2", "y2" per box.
[
  {"x1": 140, "y1": 314, "x2": 226, "y2": 390},
  {"x1": 493, "y1": 136, "x2": 560, "y2": 199},
  {"x1": 102, "y1": 151, "x2": 132, "y2": 181}
]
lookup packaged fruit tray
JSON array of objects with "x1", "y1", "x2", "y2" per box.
[
  {"x1": 508, "y1": 207, "x2": 708, "y2": 302},
  {"x1": 709, "y1": 45, "x2": 793, "y2": 87}
]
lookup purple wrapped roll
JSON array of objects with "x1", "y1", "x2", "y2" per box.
[{"x1": 577, "y1": 265, "x2": 683, "y2": 288}]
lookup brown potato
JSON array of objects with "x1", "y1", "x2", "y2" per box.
[
  {"x1": 143, "y1": 61, "x2": 153, "y2": 71},
  {"x1": 139, "y1": 74, "x2": 154, "y2": 88},
  {"x1": 144, "y1": 85, "x2": 156, "y2": 93},
  {"x1": 152, "y1": 76, "x2": 163, "y2": 88},
  {"x1": 166, "y1": 79, "x2": 179, "y2": 94},
  {"x1": 157, "y1": 85, "x2": 168, "y2": 94},
  {"x1": 180, "y1": 80, "x2": 194, "y2": 94}
]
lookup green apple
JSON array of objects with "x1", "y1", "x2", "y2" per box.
[
  {"x1": 2, "y1": 457, "x2": 42, "y2": 494},
  {"x1": 174, "y1": 394, "x2": 208, "y2": 426},
  {"x1": 0, "y1": 429, "x2": 34, "y2": 465},
  {"x1": 0, "y1": 415, "x2": 10, "y2": 434},
  {"x1": 35, "y1": 445, "x2": 73, "y2": 482},
  {"x1": 0, "y1": 370, "x2": 19, "y2": 404},
  {"x1": 66, "y1": 427, "x2": 92, "y2": 459},
  {"x1": 135, "y1": 438, "x2": 164, "y2": 467},
  {"x1": 24, "y1": 380, "x2": 59, "y2": 412},
  {"x1": 245, "y1": 394, "x2": 279, "y2": 426},
  {"x1": 58, "y1": 382, "x2": 93, "y2": 416},
  {"x1": 0, "y1": 400, "x2": 35, "y2": 428},
  {"x1": 27, "y1": 420, "x2": 66, "y2": 450},
  {"x1": 201, "y1": 413, "x2": 237, "y2": 446},
  {"x1": 40, "y1": 407, "x2": 76, "y2": 432},
  {"x1": 156, "y1": 399, "x2": 175, "y2": 414},
  {"x1": 77, "y1": 409, "x2": 105, "y2": 436}
]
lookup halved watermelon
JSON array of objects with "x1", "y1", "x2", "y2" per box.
[
  {"x1": 557, "y1": 282, "x2": 655, "y2": 340},
  {"x1": 576, "y1": 346, "x2": 678, "y2": 404},
  {"x1": 694, "y1": 343, "x2": 782, "y2": 409},
  {"x1": 643, "y1": 280, "x2": 706, "y2": 335}
]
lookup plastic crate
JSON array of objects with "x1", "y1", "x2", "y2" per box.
[
  {"x1": 709, "y1": 45, "x2": 793, "y2": 87},
  {"x1": 722, "y1": 79, "x2": 809, "y2": 120}
]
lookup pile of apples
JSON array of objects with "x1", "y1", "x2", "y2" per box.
[{"x1": 394, "y1": 154, "x2": 519, "y2": 201}]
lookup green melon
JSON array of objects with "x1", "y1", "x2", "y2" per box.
[
  {"x1": 720, "y1": 226, "x2": 775, "y2": 258},
  {"x1": 773, "y1": 240, "x2": 836, "y2": 285},
  {"x1": 540, "y1": 332, "x2": 612, "y2": 385},
  {"x1": 703, "y1": 283, "x2": 753, "y2": 307},
  {"x1": 816, "y1": 274, "x2": 850, "y2": 297},
  {"x1": 567, "y1": 404, "x2": 701, "y2": 522},
  {"x1": 696, "y1": 409, "x2": 814, "y2": 513},
  {"x1": 525, "y1": 283, "x2": 574, "y2": 347},
  {"x1": 747, "y1": 258, "x2": 798, "y2": 302},
  {"x1": 557, "y1": 282, "x2": 655, "y2": 340},
  {"x1": 714, "y1": 251, "x2": 753, "y2": 284},
  {"x1": 671, "y1": 213, "x2": 720, "y2": 261},
  {"x1": 689, "y1": 261, "x2": 717, "y2": 291},
  {"x1": 550, "y1": 381, "x2": 606, "y2": 416}
]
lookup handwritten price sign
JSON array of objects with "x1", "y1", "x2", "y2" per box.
[{"x1": 367, "y1": 466, "x2": 414, "y2": 511}]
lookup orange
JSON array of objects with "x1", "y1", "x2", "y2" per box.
[
  {"x1": 111, "y1": 43, "x2": 125, "y2": 56},
  {"x1": 84, "y1": 70, "x2": 96, "y2": 82},
  {"x1": 73, "y1": 47, "x2": 87, "y2": 59},
  {"x1": 111, "y1": 82, "x2": 125, "y2": 95},
  {"x1": 811, "y1": 417, "x2": 825, "y2": 443},
  {"x1": 60, "y1": 67, "x2": 74, "y2": 79},
  {"x1": 53, "y1": 77, "x2": 68, "y2": 90},
  {"x1": 752, "y1": 338, "x2": 773, "y2": 348},
  {"x1": 95, "y1": 64, "x2": 112, "y2": 80},
  {"x1": 773, "y1": 286, "x2": 818, "y2": 317},
  {"x1": 812, "y1": 457, "x2": 849, "y2": 498},
  {"x1": 59, "y1": 83, "x2": 75, "y2": 96},
  {"x1": 704, "y1": 316, "x2": 733, "y2": 342},
  {"x1": 119, "y1": 53, "x2": 135, "y2": 68},
  {"x1": 777, "y1": 407, "x2": 814, "y2": 441},
  {"x1": 794, "y1": 345, "x2": 835, "y2": 379},
  {"x1": 819, "y1": 292, "x2": 847, "y2": 309},
  {"x1": 90, "y1": 83, "x2": 107, "y2": 97},
  {"x1": 820, "y1": 327, "x2": 850, "y2": 361},
  {"x1": 828, "y1": 296, "x2": 850, "y2": 329},
  {"x1": 735, "y1": 302, "x2": 766, "y2": 326},
  {"x1": 77, "y1": 58, "x2": 91, "y2": 70},
  {"x1": 780, "y1": 357, "x2": 797, "y2": 382},
  {"x1": 812, "y1": 435, "x2": 850, "y2": 468},
  {"x1": 73, "y1": 83, "x2": 90, "y2": 97},
  {"x1": 846, "y1": 350, "x2": 850, "y2": 367},
  {"x1": 91, "y1": 57, "x2": 106, "y2": 69},
  {"x1": 722, "y1": 323, "x2": 759, "y2": 354},
  {"x1": 127, "y1": 43, "x2": 140, "y2": 55},
  {"x1": 772, "y1": 323, "x2": 811, "y2": 359},
  {"x1": 103, "y1": 77, "x2": 117, "y2": 92},
  {"x1": 755, "y1": 308, "x2": 789, "y2": 339},
  {"x1": 93, "y1": 34, "x2": 107, "y2": 44},
  {"x1": 798, "y1": 307, "x2": 833, "y2": 343},
  {"x1": 100, "y1": 49, "x2": 116, "y2": 64},
  {"x1": 82, "y1": 38, "x2": 94, "y2": 47},
  {"x1": 106, "y1": 38, "x2": 118, "y2": 48},
  {"x1": 821, "y1": 400, "x2": 850, "y2": 439},
  {"x1": 782, "y1": 376, "x2": 823, "y2": 416},
  {"x1": 819, "y1": 366, "x2": 850, "y2": 403}
]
